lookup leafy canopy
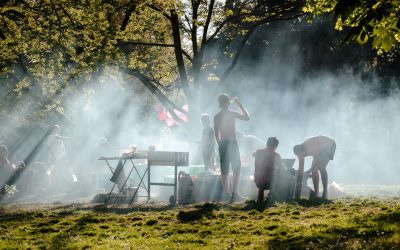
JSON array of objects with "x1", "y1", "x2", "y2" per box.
[
  {"x1": 0, "y1": 0, "x2": 304, "y2": 124},
  {"x1": 304, "y1": 0, "x2": 400, "y2": 54}
]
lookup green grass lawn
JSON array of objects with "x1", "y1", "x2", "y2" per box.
[{"x1": 1, "y1": 197, "x2": 400, "y2": 249}]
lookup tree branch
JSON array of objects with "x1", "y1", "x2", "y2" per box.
[
  {"x1": 118, "y1": 41, "x2": 174, "y2": 47},
  {"x1": 2, "y1": 9, "x2": 25, "y2": 19},
  {"x1": 57, "y1": 2, "x2": 83, "y2": 29},
  {"x1": 204, "y1": 13, "x2": 255, "y2": 45},
  {"x1": 201, "y1": 0, "x2": 215, "y2": 47},
  {"x1": 146, "y1": 4, "x2": 171, "y2": 21},
  {"x1": 205, "y1": 6, "x2": 301, "y2": 46},
  {"x1": 0, "y1": 0, "x2": 13, "y2": 7},
  {"x1": 170, "y1": 10, "x2": 190, "y2": 96},
  {"x1": 117, "y1": 41, "x2": 193, "y2": 62},
  {"x1": 191, "y1": 0, "x2": 200, "y2": 56},
  {"x1": 120, "y1": 3, "x2": 137, "y2": 31},
  {"x1": 220, "y1": 14, "x2": 304, "y2": 82},
  {"x1": 0, "y1": 30, "x2": 5, "y2": 40},
  {"x1": 49, "y1": 0, "x2": 63, "y2": 43},
  {"x1": 122, "y1": 68, "x2": 188, "y2": 121},
  {"x1": 184, "y1": 14, "x2": 192, "y2": 30}
]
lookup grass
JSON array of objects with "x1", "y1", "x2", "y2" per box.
[{"x1": 1, "y1": 198, "x2": 400, "y2": 249}]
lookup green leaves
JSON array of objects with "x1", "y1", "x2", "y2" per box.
[
  {"x1": 0, "y1": 0, "x2": 305, "y2": 126},
  {"x1": 356, "y1": 29, "x2": 368, "y2": 45},
  {"x1": 305, "y1": 0, "x2": 400, "y2": 54},
  {"x1": 381, "y1": 36, "x2": 392, "y2": 52},
  {"x1": 334, "y1": 0, "x2": 359, "y2": 21}
]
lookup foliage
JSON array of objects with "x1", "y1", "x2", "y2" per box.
[
  {"x1": 304, "y1": 0, "x2": 400, "y2": 54},
  {"x1": 0, "y1": 0, "x2": 170, "y2": 126},
  {"x1": 0, "y1": 0, "x2": 305, "y2": 125},
  {"x1": 1, "y1": 198, "x2": 400, "y2": 248}
]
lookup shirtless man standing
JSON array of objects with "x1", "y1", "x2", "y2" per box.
[
  {"x1": 293, "y1": 135, "x2": 336, "y2": 199},
  {"x1": 214, "y1": 94, "x2": 250, "y2": 202}
]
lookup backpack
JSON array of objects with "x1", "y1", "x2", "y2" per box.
[{"x1": 178, "y1": 171, "x2": 194, "y2": 205}]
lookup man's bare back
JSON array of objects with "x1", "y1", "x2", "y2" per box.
[
  {"x1": 302, "y1": 135, "x2": 336, "y2": 157},
  {"x1": 214, "y1": 97, "x2": 250, "y2": 143},
  {"x1": 214, "y1": 110, "x2": 238, "y2": 142},
  {"x1": 293, "y1": 135, "x2": 336, "y2": 199}
]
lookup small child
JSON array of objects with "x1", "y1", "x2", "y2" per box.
[{"x1": 200, "y1": 114, "x2": 215, "y2": 171}]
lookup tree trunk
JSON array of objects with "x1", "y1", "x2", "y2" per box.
[{"x1": 170, "y1": 9, "x2": 190, "y2": 97}]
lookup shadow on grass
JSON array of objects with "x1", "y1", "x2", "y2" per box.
[
  {"x1": 266, "y1": 226, "x2": 398, "y2": 250},
  {"x1": 89, "y1": 204, "x2": 179, "y2": 214},
  {"x1": 266, "y1": 207, "x2": 400, "y2": 249},
  {"x1": 49, "y1": 213, "x2": 106, "y2": 249},
  {"x1": 0, "y1": 208, "x2": 75, "y2": 223},
  {"x1": 239, "y1": 197, "x2": 332, "y2": 212},
  {"x1": 373, "y1": 209, "x2": 400, "y2": 223},
  {"x1": 177, "y1": 203, "x2": 220, "y2": 222},
  {"x1": 0, "y1": 196, "x2": 333, "y2": 223},
  {"x1": 239, "y1": 199, "x2": 274, "y2": 212},
  {"x1": 293, "y1": 197, "x2": 333, "y2": 207}
]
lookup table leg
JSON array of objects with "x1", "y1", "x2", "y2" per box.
[
  {"x1": 130, "y1": 159, "x2": 148, "y2": 192},
  {"x1": 128, "y1": 166, "x2": 148, "y2": 207},
  {"x1": 147, "y1": 161, "x2": 151, "y2": 201},
  {"x1": 105, "y1": 183, "x2": 117, "y2": 204},
  {"x1": 174, "y1": 164, "x2": 177, "y2": 204},
  {"x1": 112, "y1": 159, "x2": 129, "y2": 206}
]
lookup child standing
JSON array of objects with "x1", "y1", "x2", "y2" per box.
[{"x1": 201, "y1": 114, "x2": 215, "y2": 171}]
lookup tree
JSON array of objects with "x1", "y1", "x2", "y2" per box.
[
  {"x1": 0, "y1": 0, "x2": 171, "y2": 122},
  {"x1": 304, "y1": 0, "x2": 400, "y2": 54},
  {"x1": 0, "y1": 0, "x2": 305, "y2": 127},
  {"x1": 133, "y1": 0, "x2": 305, "y2": 123}
]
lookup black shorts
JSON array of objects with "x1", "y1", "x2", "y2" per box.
[
  {"x1": 218, "y1": 140, "x2": 241, "y2": 175},
  {"x1": 256, "y1": 182, "x2": 271, "y2": 191},
  {"x1": 317, "y1": 142, "x2": 336, "y2": 161}
]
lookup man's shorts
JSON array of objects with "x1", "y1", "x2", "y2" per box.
[
  {"x1": 218, "y1": 140, "x2": 241, "y2": 175},
  {"x1": 317, "y1": 142, "x2": 336, "y2": 161},
  {"x1": 256, "y1": 182, "x2": 271, "y2": 191}
]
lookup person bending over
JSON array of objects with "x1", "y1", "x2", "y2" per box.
[
  {"x1": 293, "y1": 135, "x2": 336, "y2": 199},
  {"x1": 214, "y1": 93, "x2": 250, "y2": 202}
]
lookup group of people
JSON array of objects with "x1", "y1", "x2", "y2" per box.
[
  {"x1": 200, "y1": 93, "x2": 336, "y2": 203},
  {"x1": 0, "y1": 124, "x2": 73, "y2": 199},
  {"x1": 254, "y1": 135, "x2": 336, "y2": 202},
  {"x1": 0, "y1": 145, "x2": 30, "y2": 196},
  {"x1": 1, "y1": 93, "x2": 337, "y2": 204}
]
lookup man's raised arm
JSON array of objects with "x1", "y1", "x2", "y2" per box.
[{"x1": 232, "y1": 97, "x2": 250, "y2": 121}]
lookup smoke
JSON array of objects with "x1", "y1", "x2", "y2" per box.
[
  {"x1": 0, "y1": 74, "x2": 172, "y2": 203},
  {"x1": 201, "y1": 19, "x2": 400, "y2": 188},
  {"x1": 1, "y1": 18, "x2": 400, "y2": 204}
]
